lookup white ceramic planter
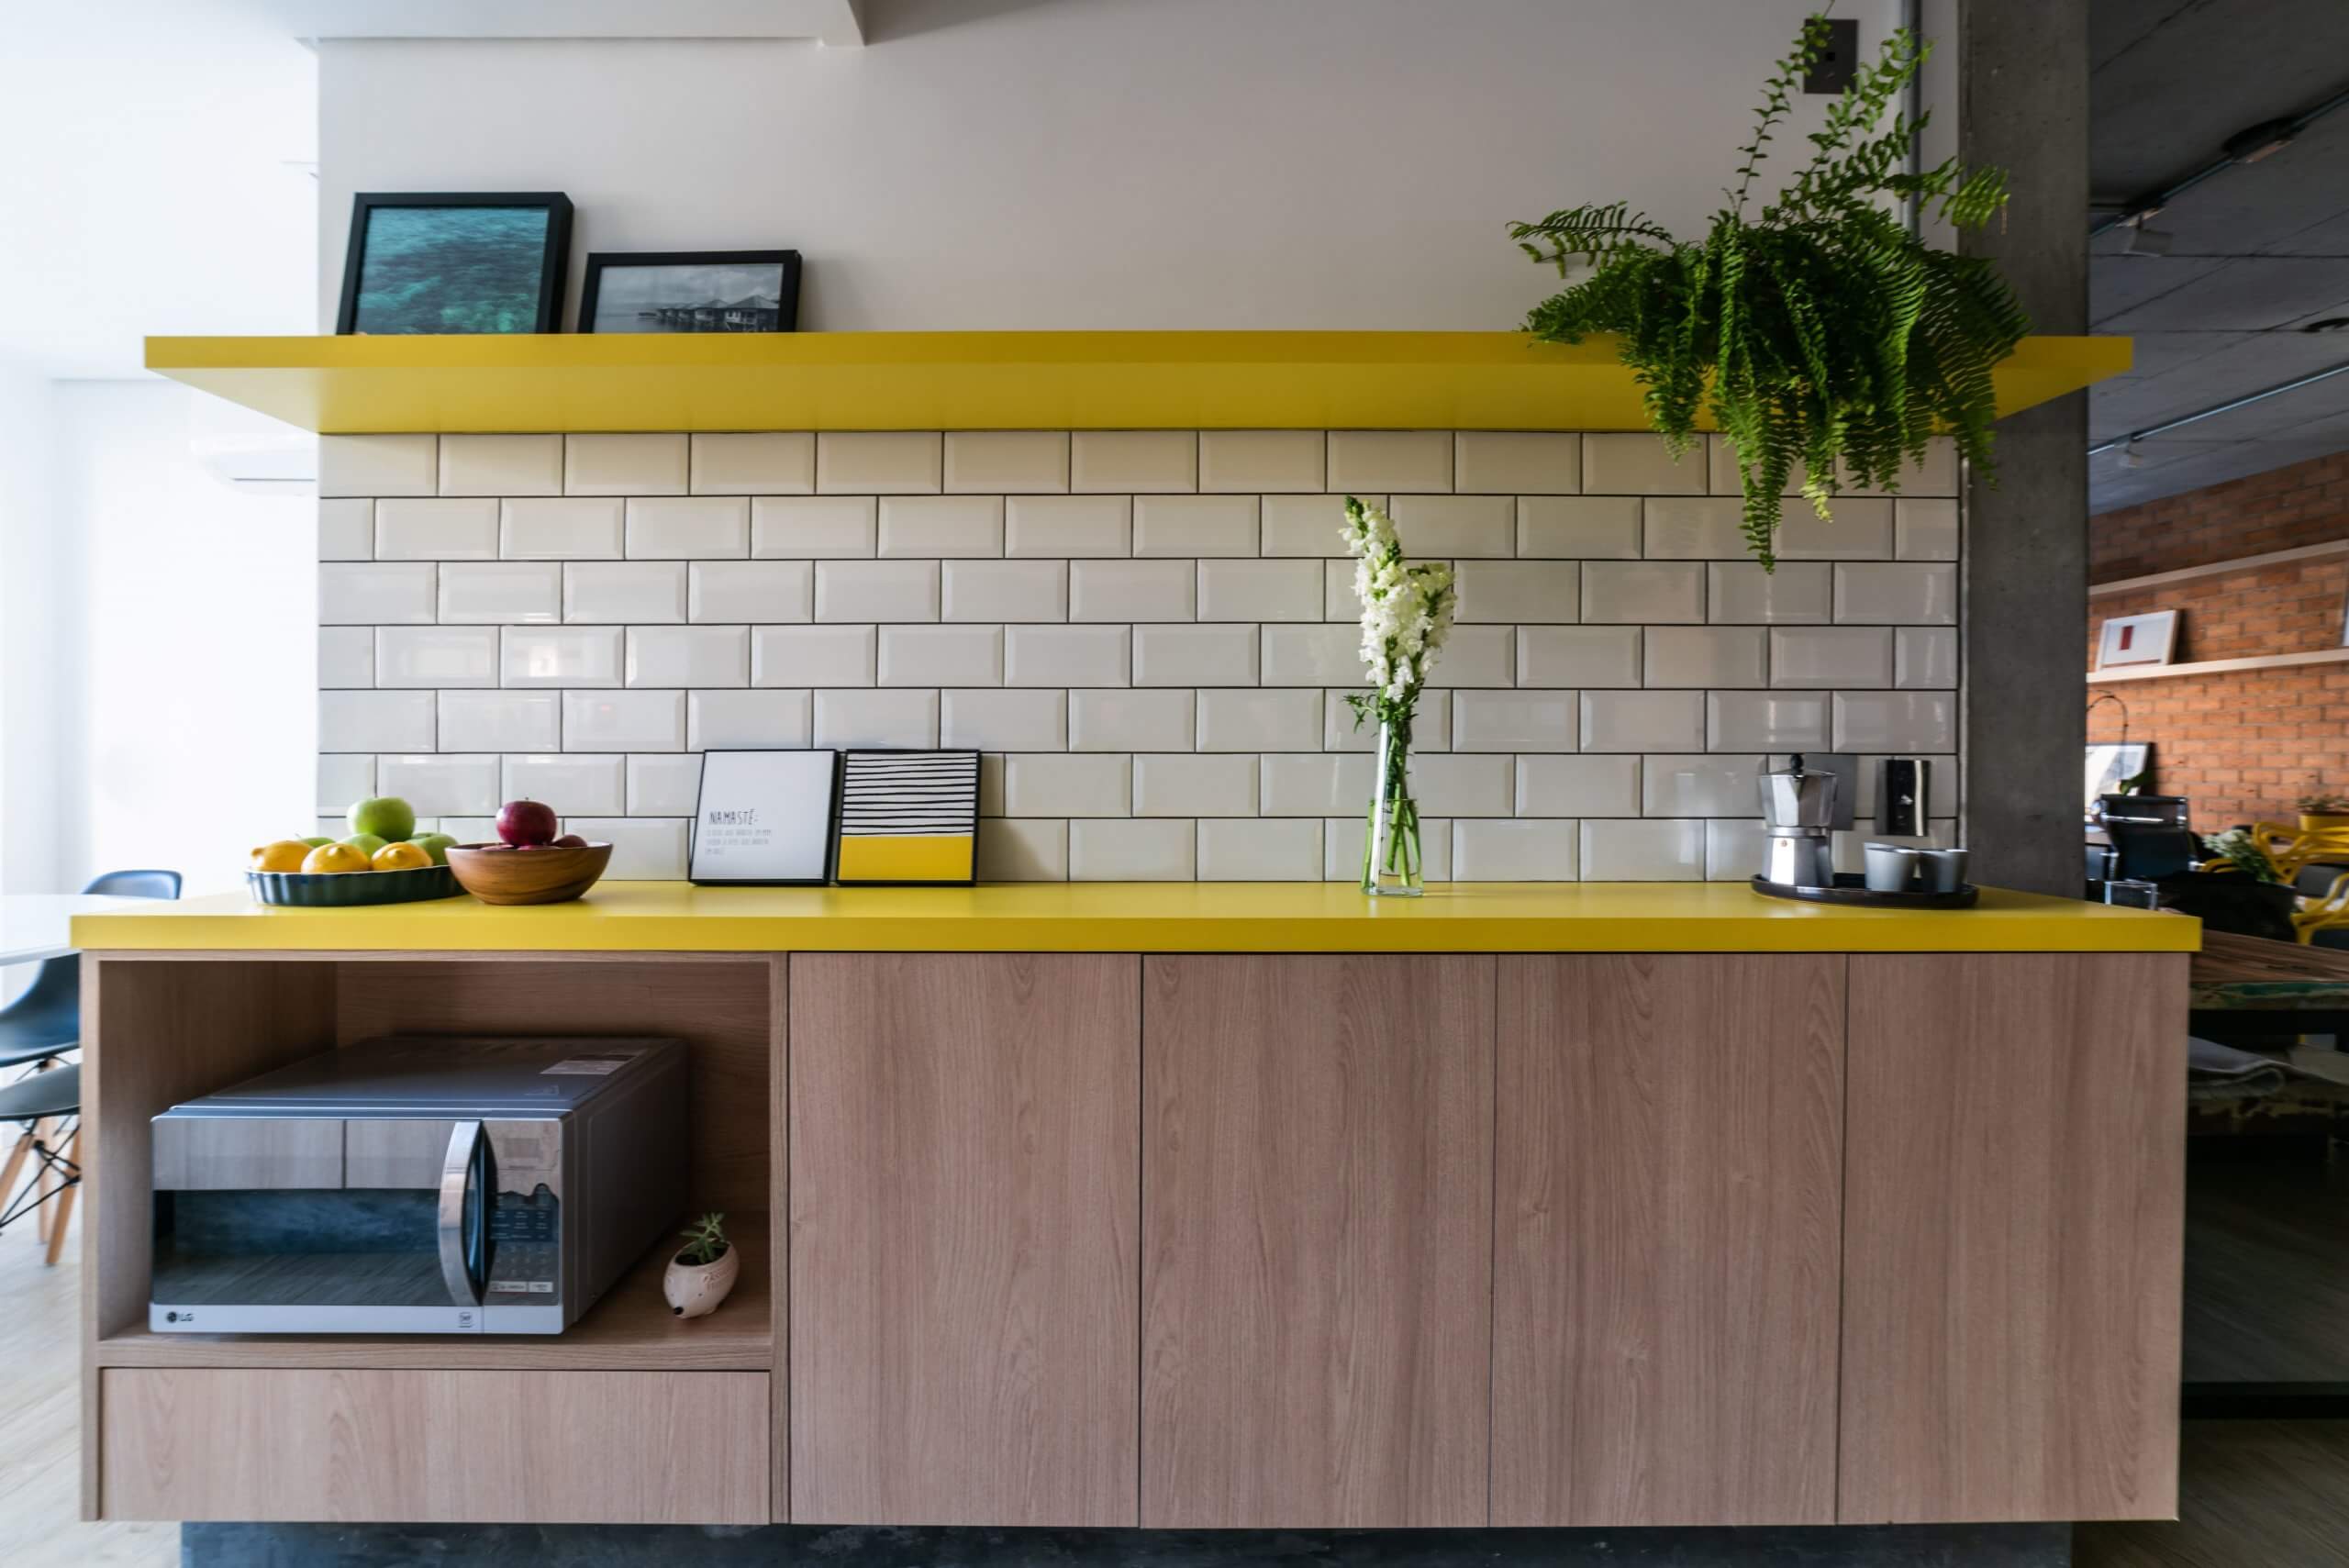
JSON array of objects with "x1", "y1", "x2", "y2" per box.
[{"x1": 662, "y1": 1243, "x2": 740, "y2": 1318}]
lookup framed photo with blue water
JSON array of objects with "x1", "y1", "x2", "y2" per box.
[
  {"x1": 335, "y1": 192, "x2": 573, "y2": 336},
  {"x1": 688, "y1": 750, "x2": 841, "y2": 886},
  {"x1": 577, "y1": 250, "x2": 803, "y2": 334}
]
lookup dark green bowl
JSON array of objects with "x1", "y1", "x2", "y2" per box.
[{"x1": 247, "y1": 864, "x2": 464, "y2": 906}]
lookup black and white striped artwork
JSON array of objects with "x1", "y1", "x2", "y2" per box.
[{"x1": 834, "y1": 750, "x2": 980, "y2": 884}]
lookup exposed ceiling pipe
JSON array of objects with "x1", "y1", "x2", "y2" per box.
[
  {"x1": 2087, "y1": 360, "x2": 2349, "y2": 458},
  {"x1": 2089, "y1": 82, "x2": 2349, "y2": 237}
]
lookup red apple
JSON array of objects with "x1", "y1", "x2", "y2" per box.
[
  {"x1": 495, "y1": 798, "x2": 559, "y2": 847},
  {"x1": 552, "y1": 833, "x2": 589, "y2": 848}
]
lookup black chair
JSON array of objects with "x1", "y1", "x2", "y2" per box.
[{"x1": 0, "y1": 868, "x2": 179, "y2": 1072}]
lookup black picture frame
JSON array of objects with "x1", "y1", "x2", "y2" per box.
[
  {"x1": 576, "y1": 250, "x2": 803, "y2": 335},
  {"x1": 832, "y1": 749, "x2": 981, "y2": 887},
  {"x1": 336, "y1": 192, "x2": 573, "y2": 336},
  {"x1": 687, "y1": 749, "x2": 841, "y2": 887}
]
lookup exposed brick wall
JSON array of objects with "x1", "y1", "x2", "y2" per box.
[{"x1": 2087, "y1": 452, "x2": 2349, "y2": 830}]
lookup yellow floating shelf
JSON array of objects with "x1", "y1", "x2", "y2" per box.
[{"x1": 144, "y1": 331, "x2": 2131, "y2": 436}]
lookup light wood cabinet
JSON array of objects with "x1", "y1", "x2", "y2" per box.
[
  {"x1": 788, "y1": 954, "x2": 1141, "y2": 1526},
  {"x1": 1839, "y1": 954, "x2": 2186, "y2": 1523},
  {"x1": 1140, "y1": 955, "x2": 1494, "y2": 1528},
  {"x1": 1493, "y1": 955, "x2": 1844, "y2": 1527}
]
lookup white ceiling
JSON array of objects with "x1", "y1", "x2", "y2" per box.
[{"x1": 251, "y1": 1, "x2": 864, "y2": 46}]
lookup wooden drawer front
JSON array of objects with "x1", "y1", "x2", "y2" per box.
[{"x1": 100, "y1": 1369, "x2": 770, "y2": 1523}]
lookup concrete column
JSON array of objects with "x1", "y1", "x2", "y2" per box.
[{"x1": 1957, "y1": 0, "x2": 2090, "y2": 896}]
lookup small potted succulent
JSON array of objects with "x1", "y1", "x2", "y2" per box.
[
  {"x1": 2296, "y1": 792, "x2": 2349, "y2": 832},
  {"x1": 662, "y1": 1212, "x2": 738, "y2": 1319}
]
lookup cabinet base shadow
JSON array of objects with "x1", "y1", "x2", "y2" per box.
[{"x1": 184, "y1": 1522, "x2": 2073, "y2": 1568}]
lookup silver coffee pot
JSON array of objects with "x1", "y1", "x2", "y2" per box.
[{"x1": 1758, "y1": 753, "x2": 1839, "y2": 888}]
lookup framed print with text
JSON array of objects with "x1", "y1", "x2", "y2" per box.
[{"x1": 688, "y1": 750, "x2": 839, "y2": 885}]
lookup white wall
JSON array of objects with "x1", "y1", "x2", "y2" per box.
[
  {"x1": 0, "y1": 368, "x2": 62, "y2": 901},
  {"x1": 320, "y1": 0, "x2": 1903, "y2": 331}
]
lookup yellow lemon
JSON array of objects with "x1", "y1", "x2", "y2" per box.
[
  {"x1": 250, "y1": 840, "x2": 314, "y2": 873},
  {"x1": 301, "y1": 842, "x2": 372, "y2": 874},
  {"x1": 371, "y1": 840, "x2": 432, "y2": 872}
]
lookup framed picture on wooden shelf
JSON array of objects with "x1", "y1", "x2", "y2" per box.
[
  {"x1": 688, "y1": 750, "x2": 840, "y2": 885},
  {"x1": 336, "y1": 192, "x2": 573, "y2": 335},
  {"x1": 577, "y1": 250, "x2": 803, "y2": 334},
  {"x1": 2096, "y1": 609, "x2": 2179, "y2": 670},
  {"x1": 833, "y1": 750, "x2": 980, "y2": 885}
]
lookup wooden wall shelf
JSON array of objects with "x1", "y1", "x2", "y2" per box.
[
  {"x1": 2089, "y1": 539, "x2": 2349, "y2": 599},
  {"x1": 2088, "y1": 647, "x2": 2349, "y2": 684},
  {"x1": 142, "y1": 331, "x2": 2133, "y2": 435}
]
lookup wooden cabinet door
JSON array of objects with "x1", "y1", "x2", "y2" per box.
[
  {"x1": 789, "y1": 954, "x2": 1140, "y2": 1526},
  {"x1": 1141, "y1": 955, "x2": 1493, "y2": 1528},
  {"x1": 1840, "y1": 953, "x2": 2186, "y2": 1523},
  {"x1": 1493, "y1": 955, "x2": 1844, "y2": 1527}
]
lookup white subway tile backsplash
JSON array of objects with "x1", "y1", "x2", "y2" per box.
[
  {"x1": 627, "y1": 496, "x2": 749, "y2": 560},
  {"x1": 1583, "y1": 433, "x2": 1703, "y2": 495},
  {"x1": 1390, "y1": 494, "x2": 1513, "y2": 557},
  {"x1": 1260, "y1": 623, "x2": 1359, "y2": 685},
  {"x1": 1517, "y1": 626, "x2": 1641, "y2": 688},
  {"x1": 1769, "y1": 626, "x2": 1893, "y2": 689},
  {"x1": 817, "y1": 431, "x2": 942, "y2": 495},
  {"x1": 378, "y1": 626, "x2": 498, "y2": 688},
  {"x1": 375, "y1": 754, "x2": 500, "y2": 816},
  {"x1": 1642, "y1": 753, "x2": 1763, "y2": 817},
  {"x1": 754, "y1": 625, "x2": 875, "y2": 687},
  {"x1": 813, "y1": 688, "x2": 940, "y2": 748},
  {"x1": 1895, "y1": 498, "x2": 1960, "y2": 561},
  {"x1": 374, "y1": 499, "x2": 496, "y2": 561},
  {"x1": 691, "y1": 433, "x2": 814, "y2": 495},
  {"x1": 1453, "y1": 690, "x2": 1576, "y2": 752},
  {"x1": 629, "y1": 626, "x2": 750, "y2": 688},
  {"x1": 1424, "y1": 626, "x2": 1515, "y2": 688},
  {"x1": 1708, "y1": 690, "x2": 1831, "y2": 751},
  {"x1": 689, "y1": 689, "x2": 814, "y2": 750},
  {"x1": 502, "y1": 754, "x2": 626, "y2": 815},
  {"x1": 1071, "y1": 560, "x2": 1195, "y2": 622},
  {"x1": 1833, "y1": 690, "x2": 1955, "y2": 751},
  {"x1": 879, "y1": 495, "x2": 1005, "y2": 558},
  {"x1": 320, "y1": 690, "x2": 436, "y2": 752},
  {"x1": 319, "y1": 498, "x2": 375, "y2": 561},
  {"x1": 1324, "y1": 689, "x2": 1451, "y2": 752},
  {"x1": 1579, "y1": 818, "x2": 1704, "y2": 880},
  {"x1": 1327, "y1": 430, "x2": 1451, "y2": 493},
  {"x1": 752, "y1": 495, "x2": 877, "y2": 559},
  {"x1": 1007, "y1": 625, "x2": 1129, "y2": 687},
  {"x1": 1518, "y1": 495, "x2": 1642, "y2": 560},
  {"x1": 1260, "y1": 752, "x2": 1373, "y2": 817},
  {"x1": 1326, "y1": 817, "x2": 1453, "y2": 882},
  {"x1": 817, "y1": 561, "x2": 941, "y2": 623},
  {"x1": 1581, "y1": 690, "x2": 1705, "y2": 752},
  {"x1": 1642, "y1": 627, "x2": 1765, "y2": 688},
  {"x1": 1134, "y1": 753, "x2": 1257, "y2": 817},
  {"x1": 322, "y1": 562, "x2": 436, "y2": 626},
  {"x1": 1455, "y1": 561, "x2": 1579, "y2": 624},
  {"x1": 1895, "y1": 626, "x2": 1958, "y2": 690},
  {"x1": 1642, "y1": 496, "x2": 1747, "y2": 559},
  {"x1": 1069, "y1": 818, "x2": 1195, "y2": 880},
  {"x1": 502, "y1": 498, "x2": 626, "y2": 560},
  {"x1": 1197, "y1": 818, "x2": 1321, "y2": 881},
  {"x1": 977, "y1": 818, "x2": 1069, "y2": 881},
  {"x1": 690, "y1": 561, "x2": 812, "y2": 624},
  {"x1": 943, "y1": 689, "x2": 1067, "y2": 751},
  {"x1": 881, "y1": 625, "x2": 1003, "y2": 687},
  {"x1": 944, "y1": 560, "x2": 1067, "y2": 622},
  {"x1": 945, "y1": 431, "x2": 1067, "y2": 494},
  {"x1": 1776, "y1": 498, "x2": 1892, "y2": 562},
  {"x1": 317, "y1": 753, "x2": 374, "y2": 813},
  {"x1": 1405, "y1": 753, "x2": 1513, "y2": 816},
  {"x1": 320, "y1": 627, "x2": 375, "y2": 689},
  {"x1": 1007, "y1": 495, "x2": 1130, "y2": 558},
  {"x1": 1455, "y1": 432, "x2": 1579, "y2": 495},
  {"x1": 565, "y1": 690, "x2": 685, "y2": 751},
  {"x1": 439, "y1": 691, "x2": 560, "y2": 752},
  {"x1": 1007, "y1": 753, "x2": 1130, "y2": 817},
  {"x1": 567, "y1": 434, "x2": 687, "y2": 496},
  {"x1": 1132, "y1": 495, "x2": 1257, "y2": 557},
  {"x1": 1200, "y1": 689, "x2": 1320, "y2": 752},
  {"x1": 1199, "y1": 430, "x2": 1324, "y2": 493},
  {"x1": 565, "y1": 562, "x2": 688, "y2": 624},
  {"x1": 566, "y1": 817, "x2": 690, "y2": 880},
  {"x1": 503, "y1": 627, "x2": 623, "y2": 688},
  {"x1": 628, "y1": 753, "x2": 705, "y2": 816},
  {"x1": 1260, "y1": 494, "x2": 1369, "y2": 557},
  {"x1": 440, "y1": 562, "x2": 561, "y2": 624},
  {"x1": 1835, "y1": 562, "x2": 1957, "y2": 625},
  {"x1": 1582, "y1": 562, "x2": 1706, "y2": 624},
  {"x1": 1071, "y1": 430, "x2": 1196, "y2": 493},
  {"x1": 440, "y1": 435, "x2": 561, "y2": 497},
  {"x1": 1198, "y1": 559, "x2": 1320, "y2": 622},
  {"x1": 1709, "y1": 562, "x2": 1831, "y2": 625},
  {"x1": 1070, "y1": 688, "x2": 1193, "y2": 751},
  {"x1": 1706, "y1": 818, "x2": 1769, "y2": 881},
  {"x1": 1453, "y1": 818, "x2": 1578, "y2": 881},
  {"x1": 1516, "y1": 754, "x2": 1639, "y2": 817},
  {"x1": 320, "y1": 434, "x2": 435, "y2": 498},
  {"x1": 1134, "y1": 624, "x2": 1258, "y2": 687}
]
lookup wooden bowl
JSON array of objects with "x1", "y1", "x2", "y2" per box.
[{"x1": 445, "y1": 841, "x2": 613, "y2": 906}]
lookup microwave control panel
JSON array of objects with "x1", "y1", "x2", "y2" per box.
[{"x1": 484, "y1": 1185, "x2": 561, "y2": 1298}]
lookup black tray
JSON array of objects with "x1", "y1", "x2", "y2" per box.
[
  {"x1": 248, "y1": 864, "x2": 464, "y2": 906},
  {"x1": 1750, "y1": 873, "x2": 1977, "y2": 909}
]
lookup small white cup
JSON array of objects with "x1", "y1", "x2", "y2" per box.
[
  {"x1": 1919, "y1": 847, "x2": 1969, "y2": 895},
  {"x1": 1863, "y1": 841, "x2": 1921, "y2": 894}
]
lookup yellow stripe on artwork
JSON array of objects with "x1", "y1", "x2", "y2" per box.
[{"x1": 836, "y1": 835, "x2": 974, "y2": 883}]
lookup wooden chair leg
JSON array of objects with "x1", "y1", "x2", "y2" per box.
[
  {"x1": 0, "y1": 1128, "x2": 31, "y2": 1217},
  {"x1": 44, "y1": 1129, "x2": 79, "y2": 1267},
  {"x1": 32, "y1": 1061, "x2": 56, "y2": 1242}
]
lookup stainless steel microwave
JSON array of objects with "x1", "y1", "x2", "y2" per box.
[{"x1": 150, "y1": 1035, "x2": 686, "y2": 1335}]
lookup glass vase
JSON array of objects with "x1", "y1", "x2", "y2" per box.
[{"x1": 1361, "y1": 717, "x2": 1423, "y2": 896}]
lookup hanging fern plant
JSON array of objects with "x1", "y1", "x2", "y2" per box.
[{"x1": 1509, "y1": 17, "x2": 2028, "y2": 568}]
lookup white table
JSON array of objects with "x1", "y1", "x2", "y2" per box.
[{"x1": 0, "y1": 895, "x2": 161, "y2": 968}]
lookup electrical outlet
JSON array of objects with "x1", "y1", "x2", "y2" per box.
[{"x1": 1803, "y1": 18, "x2": 1858, "y2": 95}]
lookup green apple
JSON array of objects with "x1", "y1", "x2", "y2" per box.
[
  {"x1": 298, "y1": 836, "x2": 334, "y2": 848},
  {"x1": 347, "y1": 795, "x2": 417, "y2": 842},
  {"x1": 408, "y1": 832, "x2": 457, "y2": 865},
  {"x1": 342, "y1": 832, "x2": 388, "y2": 857}
]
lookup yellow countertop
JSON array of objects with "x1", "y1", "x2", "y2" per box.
[{"x1": 72, "y1": 882, "x2": 2196, "y2": 955}]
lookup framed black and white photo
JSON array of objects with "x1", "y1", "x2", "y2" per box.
[
  {"x1": 833, "y1": 750, "x2": 980, "y2": 885},
  {"x1": 336, "y1": 193, "x2": 573, "y2": 335},
  {"x1": 577, "y1": 250, "x2": 803, "y2": 335},
  {"x1": 688, "y1": 750, "x2": 840, "y2": 885}
]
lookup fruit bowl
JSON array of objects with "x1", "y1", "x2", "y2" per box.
[
  {"x1": 446, "y1": 841, "x2": 613, "y2": 906},
  {"x1": 248, "y1": 864, "x2": 463, "y2": 907}
]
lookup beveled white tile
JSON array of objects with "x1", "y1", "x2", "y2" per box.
[
  {"x1": 816, "y1": 560, "x2": 941, "y2": 622},
  {"x1": 1132, "y1": 495, "x2": 1257, "y2": 557},
  {"x1": 1581, "y1": 562, "x2": 1706, "y2": 624},
  {"x1": 1134, "y1": 753, "x2": 1256, "y2": 817},
  {"x1": 944, "y1": 431, "x2": 1067, "y2": 494},
  {"x1": 1199, "y1": 559, "x2": 1320, "y2": 622},
  {"x1": 1260, "y1": 494, "x2": 1375, "y2": 557},
  {"x1": 439, "y1": 562, "x2": 562, "y2": 625},
  {"x1": 1707, "y1": 435, "x2": 1809, "y2": 496},
  {"x1": 564, "y1": 817, "x2": 690, "y2": 880},
  {"x1": 1895, "y1": 498, "x2": 1960, "y2": 561},
  {"x1": 564, "y1": 562, "x2": 687, "y2": 624},
  {"x1": 372, "y1": 498, "x2": 495, "y2": 560},
  {"x1": 1581, "y1": 690, "x2": 1705, "y2": 752},
  {"x1": 318, "y1": 753, "x2": 374, "y2": 814},
  {"x1": 1006, "y1": 753, "x2": 1130, "y2": 817},
  {"x1": 501, "y1": 497, "x2": 625, "y2": 560},
  {"x1": 1197, "y1": 817, "x2": 1322, "y2": 881},
  {"x1": 1325, "y1": 816, "x2": 1453, "y2": 882},
  {"x1": 943, "y1": 689, "x2": 1066, "y2": 751},
  {"x1": 438, "y1": 691, "x2": 559, "y2": 752},
  {"x1": 628, "y1": 626, "x2": 749, "y2": 688},
  {"x1": 502, "y1": 626, "x2": 623, "y2": 688},
  {"x1": 1198, "y1": 688, "x2": 1319, "y2": 751},
  {"x1": 752, "y1": 495, "x2": 877, "y2": 559},
  {"x1": 1895, "y1": 626, "x2": 1958, "y2": 690},
  {"x1": 1709, "y1": 562, "x2": 1831, "y2": 625},
  {"x1": 319, "y1": 689, "x2": 436, "y2": 752},
  {"x1": 433, "y1": 817, "x2": 497, "y2": 844},
  {"x1": 1199, "y1": 430, "x2": 1325, "y2": 493},
  {"x1": 880, "y1": 625, "x2": 1002, "y2": 687},
  {"x1": 1771, "y1": 627, "x2": 1894, "y2": 689},
  {"x1": 319, "y1": 627, "x2": 374, "y2": 689},
  {"x1": 1259, "y1": 752, "x2": 1373, "y2": 817},
  {"x1": 1422, "y1": 625, "x2": 1515, "y2": 688},
  {"x1": 813, "y1": 688, "x2": 940, "y2": 748},
  {"x1": 1583, "y1": 433, "x2": 1702, "y2": 495},
  {"x1": 1068, "y1": 818, "x2": 1194, "y2": 880},
  {"x1": 816, "y1": 431, "x2": 942, "y2": 495},
  {"x1": 691, "y1": 432, "x2": 814, "y2": 495},
  {"x1": 1776, "y1": 498, "x2": 1892, "y2": 561},
  {"x1": 1453, "y1": 690, "x2": 1577, "y2": 752},
  {"x1": 1517, "y1": 626, "x2": 1641, "y2": 688},
  {"x1": 1069, "y1": 688, "x2": 1193, "y2": 751},
  {"x1": 626, "y1": 496, "x2": 749, "y2": 559},
  {"x1": 1708, "y1": 690, "x2": 1831, "y2": 751},
  {"x1": 1455, "y1": 431, "x2": 1580, "y2": 495},
  {"x1": 628, "y1": 753, "x2": 705, "y2": 816},
  {"x1": 1324, "y1": 689, "x2": 1451, "y2": 752},
  {"x1": 1517, "y1": 754, "x2": 1639, "y2": 817},
  {"x1": 440, "y1": 434, "x2": 561, "y2": 496},
  {"x1": 1835, "y1": 562, "x2": 1957, "y2": 625},
  {"x1": 1642, "y1": 496, "x2": 1747, "y2": 559},
  {"x1": 1404, "y1": 753, "x2": 1512, "y2": 816},
  {"x1": 879, "y1": 495, "x2": 1004, "y2": 558},
  {"x1": 1007, "y1": 625, "x2": 1129, "y2": 687},
  {"x1": 1518, "y1": 495, "x2": 1642, "y2": 560},
  {"x1": 375, "y1": 753, "x2": 500, "y2": 816},
  {"x1": 1833, "y1": 690, "x2": 1955, "y2": 751},
  {"x1": 944, "y1": 560, "x2": 1066, "y2": 622},
  {"x1": 1134, "y1": 624, "x2": 1257, "y2": 687},
  {"x1": 566, "y1": 434, "x2": 687, "y2": 496},
  {"x1": 1006, "y1": 495, "x2": 1130, "y2": 558},
  {"x1": 1642, "y1": 753, "x2": 1764, "y2": 817},
  {"x1": 1455, "y1": 561, "x2": 1579, "y2": 624},
  {"x1": 690, "y1": 561, "x2": 812, "y2": 624},
  {"x1": 1070, "y1": 560, "x2": 1194, "y2": 622},
  {"x1": 1389, "y1": 494, "x2": 1513, "y2": 557},
  {"x1": 1579, "y1": 818, "x2": 1704, "y2": 880},
  {"x1": 1706, "y1": 818, "x2": 1769, "y2": 881},
  {"x1": 1642, "y1": 627, "x2": 1765, "y2": 688},
  {"x1": 1326, "y1": 430, "x2": 1451, "y2": 493},
  {"x1": 321, "y1": 562, "x2": 435, "y2": 626},
  {"x1": 1453, "y1": 818, "x2": 1578, "y2": 881},
  {"x1": 319, "y1": 498, "x2": 374, "y2": 561},
  {"x1": 753, "y1": 625, "x2": 875, "y2": 687},
  {"x1": 977, "y1": 818, "x2": 1069, "y2": 881},
  {"x1": 689, "y1": 689, "x2": 814, "y2": 750},
  {"x1": 320, "y1": 434, "x2": 435, "y2": 498},
  {"x1": 563, "y1": 690, "x2": 685, "y2": 751},
  {"x1": 377, "y1": 626, "x2": 497, "y2": 688},
  {"x1": 501, "y1": 753, "x2": 625, "y2": 816},
  {"x1": 1071, "y1": 430, "x2": 1196, "y2": 494},
  {"x1": 1260, "y1": 623, "x2": 1359, "y2": 685}
]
